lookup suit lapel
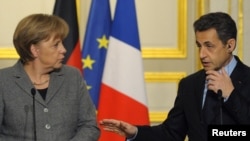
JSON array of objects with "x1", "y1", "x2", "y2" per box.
[
  {"x1": 230, "y1": 58, "x2": 247, "y2": 89},
  {"x1": 195, "y1": 70, "x2": 206, "y2": 113},
  {"x1": 46, "y1": 70, "x2": 65, "y2": 104},
  {"x1": 15, "y1": 73, "x2": 34, "y2": 97},
  {"x1": 13, "y1": 61, "x2": 46, "y2": 105}
]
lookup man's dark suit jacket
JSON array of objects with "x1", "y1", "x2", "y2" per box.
[{"x1": 135, "y1": 56, "x2": 250, "y2": 141}]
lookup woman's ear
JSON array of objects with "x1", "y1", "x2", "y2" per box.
[{"x1": 30, "y1": 44, "x2": 39, "y2": 58}]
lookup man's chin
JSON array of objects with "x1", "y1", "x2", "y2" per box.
[{"x1": 204, "y1": 67, "x2": 217, "y2": 71}]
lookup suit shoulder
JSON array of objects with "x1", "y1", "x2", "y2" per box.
[
  {"x1": 0, "y1": 66, "x2": 14, "y2": 76},
  {"x1": 181, "y1": 69, "x2": 205, "y2": 82},
  {"x1": 60, "y1": 65, "x2": 82, "y2": 76}
]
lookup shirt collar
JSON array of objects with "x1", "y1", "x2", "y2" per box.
[{"x1": 224, "y1": 56, "x2": 237, "y2": 76}]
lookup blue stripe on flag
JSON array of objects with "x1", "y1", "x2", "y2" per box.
[
  {"x1": 82, "y1": 0, "x2": 111, "y2": 108},
  {"x1": 111, "y1": 0, "x2": 140, "y2": 50}
]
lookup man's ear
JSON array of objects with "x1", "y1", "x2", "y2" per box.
[{"x1": 227, "y1": 38, "x2": 236, "y2": 51}]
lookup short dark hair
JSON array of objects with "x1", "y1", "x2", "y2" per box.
[{"x1": 193, "y1": 12, "x2": 237, "y2": 45}]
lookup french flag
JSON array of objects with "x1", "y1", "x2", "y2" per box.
[{"x1": 97, "y1": 0, "x2": 150, "y2": 141}]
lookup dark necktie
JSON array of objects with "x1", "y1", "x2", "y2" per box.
[{"x1": 202, "y1": 90, "x2": 221, "y2": 124}]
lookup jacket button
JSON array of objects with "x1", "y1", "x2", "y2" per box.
[
  {"x1": 45, "y1": 124, "x2": 51, "y2": 129},
  {"x1": 44, "y1": 108, "x2": 49, "y2": 112}
]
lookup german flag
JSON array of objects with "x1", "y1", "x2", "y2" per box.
[{"x1": 53, "y1": 0, "x2": 82, "y2": 72}]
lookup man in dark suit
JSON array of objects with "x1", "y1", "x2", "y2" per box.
[{"x1": 99, "y1": 12, "x2": 250, "y2": 141}]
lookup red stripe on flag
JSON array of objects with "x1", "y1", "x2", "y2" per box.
[
  {"x1": 98, "y1": 83, "x2": 149, "y2": 141},
  {"x1": 66, "y1": 40, "x2": 82, "y2": 72}
]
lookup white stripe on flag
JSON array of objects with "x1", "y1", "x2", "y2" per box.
[{"x1": 102, "y1": 36, "x2": 147, "y2": 106}]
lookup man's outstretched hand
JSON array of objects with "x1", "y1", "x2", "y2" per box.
[{"x1": 99, "y1": 119, "x2": 138, "y2": 139}]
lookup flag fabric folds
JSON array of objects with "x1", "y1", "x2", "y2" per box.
[
  {"x1": 97, "y1": 0, "x2": 150, "y2": 141},
  {"x1": 53, "y1": 0, "x2": 82, "y2": 72},
  {"x1": 82, "y1": 0, "x2": 111, "y2": 108}
]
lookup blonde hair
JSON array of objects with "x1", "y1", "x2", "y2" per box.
[{"x1": 13, "y1": 13, "x2": 69, "y2": 63}]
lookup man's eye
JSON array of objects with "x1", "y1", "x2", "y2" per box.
[
  {"x1": 196, "y1": 44, "x2": 201, "y2": 48},
  {"x1": 206, "y1": 45, "x2": 213, "y2": 48}
]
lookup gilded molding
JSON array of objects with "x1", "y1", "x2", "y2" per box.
[
  {"x1": 145, "y1": 72, "x2": 186, "y2": 83},
  {"x1": 142, "y1": 0, "x2": 187, "y2": 58},
  {"x1": 145, "y1": 72, "x2": 186, "y2": 122},
  {"x1": 0, "y1": 47, "x2": 18, "y2": 59},
  {"x1": 149, "y1": 112, "x2": 168, "y2": 123},
  {"x1": 237, "y1": 0, "x2": 243, "y2": 60}
]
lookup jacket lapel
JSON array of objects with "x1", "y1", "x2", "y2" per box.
[
  {"x1": 230, "y1": 57, "x2": 248, "y2": 89},
  {"x1": 13, "y1": 61, "x2": 46, "y2": 105},
  {"x1": 46, "y1": 69, "x2": 65, "y2": 104},
  {"x1": 196, "y1": 70, "x2": 206, "y2": 113}
]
